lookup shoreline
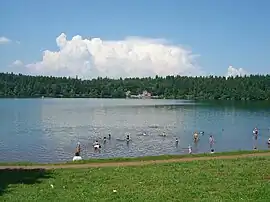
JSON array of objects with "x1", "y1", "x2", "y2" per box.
[{"x1": 1, "y1": 150, "x2": 269, "y2": 169}]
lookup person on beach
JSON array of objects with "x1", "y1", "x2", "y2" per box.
[{"x1": 253, "y1": 128, "x2": 259, "y2": 140}]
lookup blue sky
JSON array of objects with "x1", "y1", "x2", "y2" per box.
[{"x1": 0, "y1": 0, "x2": 270, "y2": 78}]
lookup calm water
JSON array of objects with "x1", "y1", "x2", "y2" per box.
[{"x1": 0, "y1": 98, "x2": 269, "y2": 163}]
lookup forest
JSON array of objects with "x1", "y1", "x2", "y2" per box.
[{"x1": 0, "y1": 72, "x2": 270, "y2": 100}]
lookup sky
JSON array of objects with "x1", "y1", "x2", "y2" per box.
[{"x1": 0, "y1": 0, "x2": 270, "y2": 79}]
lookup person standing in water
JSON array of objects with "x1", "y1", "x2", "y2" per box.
[
  {"x1": 103, "y1": 137, "x2": 107, "y2": 144},
  {"x1": 188, "y1": 145, "x2": 192, "y2": 154},
  {"x1": 126, "y1": 134, "x2": 130, "y2": 142},
  {"x1": 73, "y1": 142, "x2": 82, "y2": 161},
  {"x1": 75, "y1": 142, "x2": 81, "y2": 156},
  {"x1": 193, "y1": 132, "x2": 199, "y2": 143},
  {"x1": 175, "y1": 138, "x2": 179, "y2": 146},
  {"x1": 253, "y1": 128, "x2": 259, "y2": 140},
  {"x1": 209, "y1": 135, "x2": 214, "y2": 148}
]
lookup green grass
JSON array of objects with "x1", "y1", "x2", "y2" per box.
[
  {"x1": 0, "y1": 149, "x2": 270, "y2": 166},
  {"x1": 1, "y1": 156, "x2": 270, "y2": 202}
]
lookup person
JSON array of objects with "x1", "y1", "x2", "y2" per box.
[
  {"x1": 188, "y1": 145, "x2": 192, "y2": 154},
  {"x1": 175, "y1": 138, "x2": 179, "y2": 146},
  {"x1": 267, "y1": 138, "x2": 270, "y2": 145},
  {"x1": 103, "y1": 137, "x2": 107, "y2": 144},
  {"x1": 175, "y1": 138, "x2": 179, "y2": 143},
  {"x1": 199, "y1": 131, "x2": 204, "y2": 135},
  {"x1": 93, "y1": 140, "x2": 101, "y2": 150},
  {"x1": 108, "y1": 134, "x2": 111, "y2": 140},
  {"x1": 193, "y1": 132, "x2": 199, "y2": 142},
  {"x1": 253, "y1": 128, "x2": 259, "y2": 140},
  {"x1": 209, "y1": 135, "x2": 214, "y2": 148},
  {"x1": 73, "y1": 142, "x2": 82, "y2": 161},
  {"x1": 210, "y1": 148, "x2": 215, "y2": 154},
  {"x1": 126, "y1": 134, "x2": 130, "y2": 142}
]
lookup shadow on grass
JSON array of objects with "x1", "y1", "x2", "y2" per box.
[{"x1": 0, "y1": 168, "x2": 52, "y2": 196}]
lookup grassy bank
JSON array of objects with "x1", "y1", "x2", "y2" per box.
[
  {"x1": 0, "y1": 149, "x2": 270, "y2": 166},
  {"x1": 1, "y1": 154, "x2": 270, "y2": 201}
]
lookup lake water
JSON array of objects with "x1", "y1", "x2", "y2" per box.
[{"x1": 0, "y1": 98, "x2": 269, "y2": 163}]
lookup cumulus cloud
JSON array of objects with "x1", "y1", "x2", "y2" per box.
[
  {"x1": 22, "y1": 33, "x2": 203, "y2": 79},
  {"x1": 0, "y1": 36, "x2": 11, "y2": 44},
  {"x1": 11, "y1": 60, "x2": 24, "y2": 66},
  {"x1": 226, "y1": 65, "x2": 249, "y2": 77}
]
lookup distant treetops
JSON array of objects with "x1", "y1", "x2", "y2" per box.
[{"x1": 0, "y1": 72, "x2": 269, "y2": 100}]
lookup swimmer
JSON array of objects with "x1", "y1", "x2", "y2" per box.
[
  {"x1": 162, "y1": 132, "x2": 166, "y2": 137},
  {"x1": 267, "y1": 138, "x2": 270, "y2": 145},
  {"x1": 210, "y1": 148, "x2": 215, "y2": 154},
  {"x1": 193, "y1": 132, "x2": 199, "y2": 142},
  {"x1": 253, "y1": 127, "x2": 259, "y2": 140},
  {"x1": 108, "y1": 134, "x2": 111, "y2": 140},
  {"x1": 175, "y1": 138, "x2": 179, "y2": 145},
  {"x1": 199, "y1": 131, "x2": 204, "y2": 135},
  {"x1": 103, "y1": 137, "x2": 107, "y2": 144}
]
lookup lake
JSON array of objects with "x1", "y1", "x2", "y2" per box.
[{"x1": 0, "y1": 98, "x2": 269, "y2": 163}]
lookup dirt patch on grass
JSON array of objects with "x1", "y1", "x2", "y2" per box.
[{"x1": 0, "y1": 152, "x2": 270, "y2": 170}]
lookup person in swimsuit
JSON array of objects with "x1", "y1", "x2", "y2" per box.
[
  {"x1": 253, "y1": 128, "x2": 259, "y2": 140},
  {"x1": 193, "y1": 132, "x2": 199, "y2": 142},
  {"x1": 209, "y1": 135, "x2": 214, "y2": 148},
  {"x1": 93, "y1": 140, "x2": 101, "y2": 150}
]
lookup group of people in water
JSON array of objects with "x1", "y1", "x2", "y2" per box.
[{"x1": 73, "y1": 127, "x2": 270, "y2": 161}]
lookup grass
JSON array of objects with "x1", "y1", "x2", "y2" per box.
[
  {"x1": 0, "y1": 149, "x2": 270, "y2": 166},
  {"x1": 0, "y1": 156, "x2": 270, "y2": 201}
]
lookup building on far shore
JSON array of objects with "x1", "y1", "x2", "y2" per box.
[{"x1": 126, "y1": 90, "x2": 159, "y2": 99}]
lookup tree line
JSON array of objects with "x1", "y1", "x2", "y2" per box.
[{"x1": 0, "y1": 72, "x2": 269, "y2": 100}]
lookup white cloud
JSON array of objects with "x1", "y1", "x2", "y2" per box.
[
  {"x1": 226, "y1": 65, "x2": 249, "y2": 77},
  {"x1": 0, "y1": 36, "x2": 11, "y2": 44},
  {"x1": 11, "y1": 60, "x2": 24, "y2": 66},
  {"x1": 22, "y1": 33, "x2": 203, "y2": 79}
]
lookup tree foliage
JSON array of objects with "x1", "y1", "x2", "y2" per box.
[{"x1": 0, "y1": 72, "x2": 270, "y2": 100}]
